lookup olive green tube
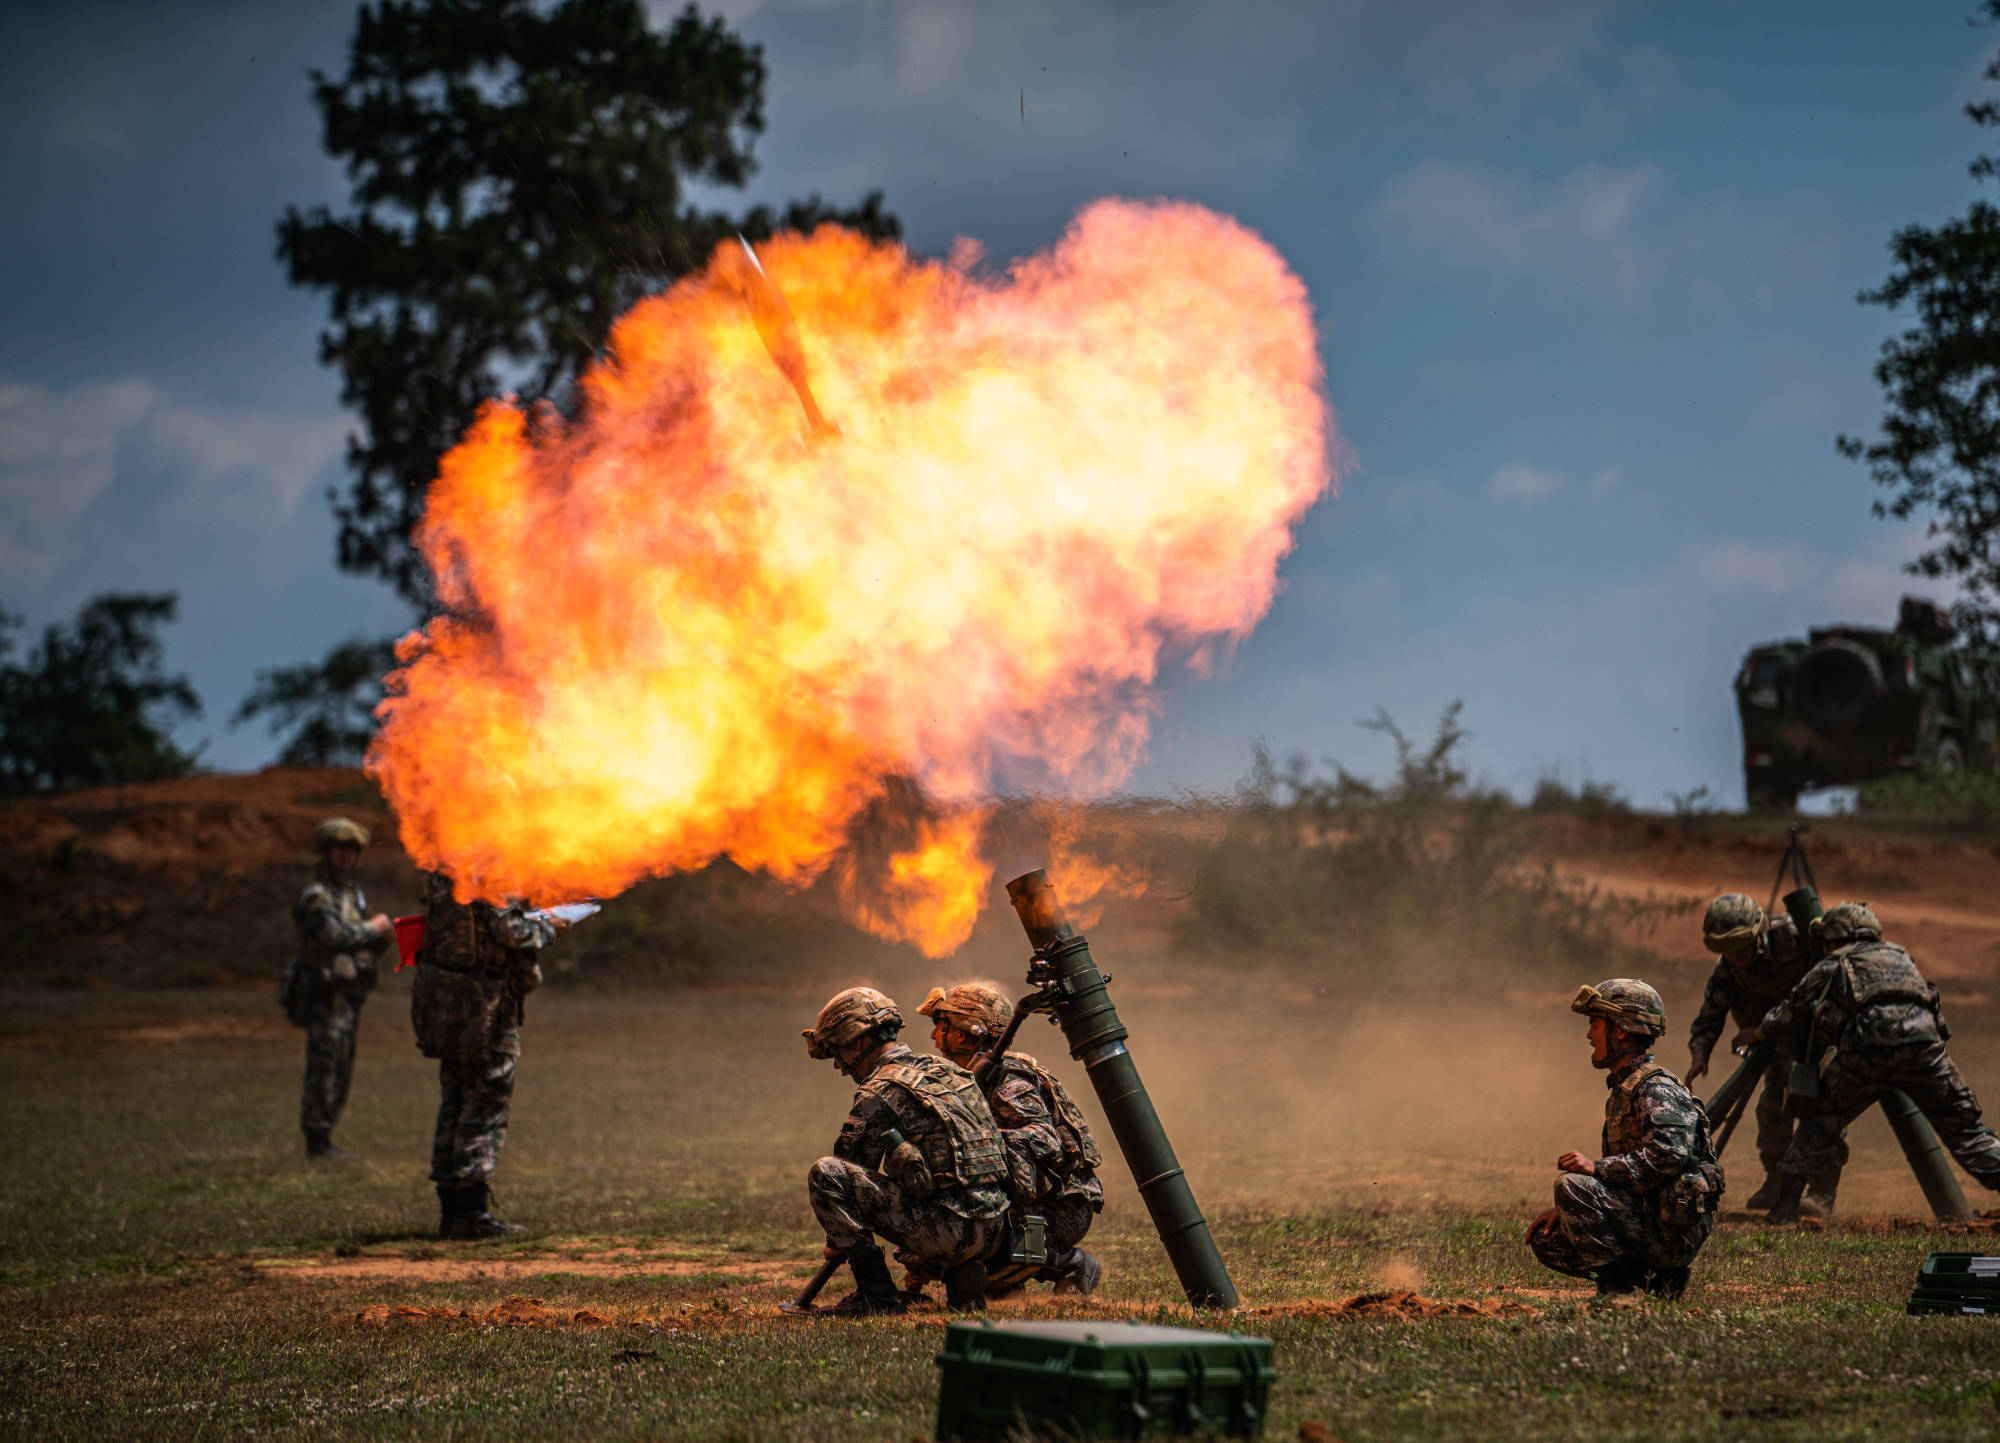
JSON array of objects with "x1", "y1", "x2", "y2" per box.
[
  {"x1": 1006, "y1": 869, "x2": 1239, "y2": 1309},
  {"x1": 1879, "y1": 1088, "x2": 1973, "y2": 1221}
]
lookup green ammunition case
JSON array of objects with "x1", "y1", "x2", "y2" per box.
[
  {"x1": 935, "y1": 1319, "x2": 1276, "y2": 1440},
  {"x1": 1906, "y1": 1252, "x2": 2000, "y2": 1316}
]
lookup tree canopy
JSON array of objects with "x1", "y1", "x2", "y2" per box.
[
  {"x1": 0, "y1": 594, "x2": 202, "y2": 796},
  {"x1": 279, "y1": 0, "x2": 900, "y2": 605},
  {"x1": 1839, "y1": 1, "x2": 2000, "y2": 627},
  {"x1": 232, "y1": 635, "x2": 401, "y2": 767}
]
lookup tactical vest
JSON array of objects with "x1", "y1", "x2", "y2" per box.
[
  {"x1": 872, "y1": 1054, "x2": 1008, "y2": 1188},
  {"x1": 1839, "y1": 941, "x2": 1934, "y2": 1011},
  {"x1": 1602, "y1": 1060, "x2": 1675, "y2": 1161},
  {"x1": 1016, "y1": 1053, "x2": 1102, "y2": 1173}
]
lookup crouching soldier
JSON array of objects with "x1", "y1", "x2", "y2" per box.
[
  {"x1": 918, "y1": 982, "x2": 1105, "y2": 1295},
  {"x1": 410, "y1": 871, "x2": 558, "y2": 1240},
  {"x1": 1527, "y1": 979, "x2": 1723, "y2": 1298},
  {"x1": 803, "y1": 987, "x2": 1010, "y2": 1314},
  {"x1": 1749, "y1": 902, "x2": 2000, "y2": 1222}
]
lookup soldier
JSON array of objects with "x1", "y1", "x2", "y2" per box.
[
  {"x1": 409, "y1": 870, "x2": 559, "y2": 1240},
  {"x1": 289, "y1": 817, "x2": 393, "y2": 1162},
  {"x1": 802, "y1": 987, "x2": 1010, "y2": 1315},
  {"x1": 917, "y1": 982, "x2": 1105, "y2": 1296},
  {"x1": 1526, "y1": 979, "x2": 1724, "y2": 1298},
  {"x1": 1749, "y1": 902, "x2": 2000, "y2": 1223},
  {"x1": 1683, "y1": 892, "x2": 1840, "y2": 1211}
]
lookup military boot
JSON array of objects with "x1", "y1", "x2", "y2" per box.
[
  {"x1": 1592, "y1": 1260, "x2": 1639, "y2": 1296},
  {"x1": 1763, "y1": 1174, "x2": 1810, "y2": 1224},
  {"x1": 822, "y1": 1245, "x2": 907, "y2": 1316},
  {"x1": 944, "y1": 1259, "x2": 989, "y2": 1311},
  {"x1": 1743, "y1": 1162, "x2": 1788, "y2": 1212},
  {"x1": 304, "y1": 1130, "x2": 358, "y2": 1163},
  {"x1": 1043, "y1": 1247, "x2": 1103, "y2": 1297},
  {"x1": 1802, "y1": 1169, "x2": 1840, "y2": 1220},
  {"x1": 1639, "y1": 1265, "x2": 1691, "y2": 1299},
  {"x1": 441, "y1": 1182, "x2": 527, "y2": 1240}
]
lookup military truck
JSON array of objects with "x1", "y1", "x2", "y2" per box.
[{"x1": 1736, "y1": 596, "x2": 2000, "y2": 809}]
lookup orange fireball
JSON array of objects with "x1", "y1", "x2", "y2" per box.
[{"x1": 369, "y1": 198, "x2": 1336, "y2": 955}]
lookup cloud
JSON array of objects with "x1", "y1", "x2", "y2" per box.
[
  {"x1": 0, "y1": 377, "x2": 346, "y2": 605},
  {"x1": 1688, "y1": 534, "x2": 1953, "y2": 619},
  {"x1": 1490, "y1": 462, "x2": 1566, "y2": 501}
]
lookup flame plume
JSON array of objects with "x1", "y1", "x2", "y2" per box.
[{"x1": 370, "y1": 198, "x2": 1336, "y2": 955}]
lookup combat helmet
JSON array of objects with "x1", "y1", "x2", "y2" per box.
[
  {"x1": 802, "y1": 986, "x2": 903, "y2": 1060},
  {"x1": 916, "y1": 982, "x2": 1013, "y2": 1040},
  {"x1": 312, "y1": 817, "x2": 370, "y2": 851},
  {"x1": 1571, "y1": 978, "x2": 1667, "y2": 1038},
  {"x1": 1702, "y1": 892, "x2": 1764, "y2": 954},
  {"x1": 1811, "y1": 901, "x2": 1882, "y2": 950}
]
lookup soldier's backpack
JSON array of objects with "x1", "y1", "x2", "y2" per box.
[
  {"x1": 1025, "y1": 1057, "x2": 1102, "y2": 1176},
  {"x1": 1841, "y1": 941, "x2": 1934, "y2": 1010},
  {"x1": 279, "y1": 954, "x2": 312, "y2": 1028}
]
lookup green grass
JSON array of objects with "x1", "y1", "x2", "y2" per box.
[{"x1": 6, "y1": 987, "x2": 2000, "y2": 1440}]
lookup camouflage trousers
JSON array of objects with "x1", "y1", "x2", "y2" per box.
[
  {"x1": 1779, "y1": 1042, "x2": 2000, "y2": 1191},
  {"x1": 808, "y1": 1157, "x2": 1006, "y2": 1266},
  {"x1": 300, "y1": 990, "x2": 363, "y2": 1137},
  {"x1": 1043, "y1": 1193, "x2": 1097, "y2": 1252},
  {"x1": 429, "y1": 1053, "x2": 518, "y2": 1186},
  {"x1": 1529, "y1": 1173, "x2": 1712, "y2": 1278}
]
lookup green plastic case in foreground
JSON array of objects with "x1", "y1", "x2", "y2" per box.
[
  {"x1": 935, "y1": 1318, "x2": 1276, "y2": 1440},
  {"x1": 1907, "y1": 1252, "x2": 2000, "y2": 1316}
]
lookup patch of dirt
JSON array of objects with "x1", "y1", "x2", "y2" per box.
[
  {"x1": 264, "y1": 1251, "x2": 800, "y2": 1285},
  {"x1": 1254, "y1": 1289, "x2": 1539, "y2": 1321}
]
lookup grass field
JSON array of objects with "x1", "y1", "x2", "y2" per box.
[{"x1": 5, "y1": 980, "x2": 2000, "y2": 1441}]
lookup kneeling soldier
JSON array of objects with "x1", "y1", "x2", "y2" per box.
[
  {"x1": 803, "y1": 987, "x2": 1009, "y2": 1314},
  {"x1": 1749, "y1": 902, "x2": 2000, "y2": 1222},
  {"x1": 1527, "y1": 979, "x2": 1723, "y2": 1298},
  {"x1": 919, "y1": 982, "x2": 1105, "y2": 1295}
]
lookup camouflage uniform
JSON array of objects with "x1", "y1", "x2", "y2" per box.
[
  {"x1": 291, "y1": 861, "x2": 386, "y2": 1149},
  {"x1": 410, "y1": 871, "x2": 555, "y2": 1192},
  {"x1": 1687, "y1": 910, "x2": 1834, "y2": 1195},
  {"x1": 1761, "y1": 933, "x2": 2000, "y2": 1196},
  {"x1": 808, "y1": 1042, "x2": 1010, "y2": 1268},
  {"x1": 983, "y1": 1051, "x2": 1104, "y2": 1252},
  {"x1": 1530, "y1": 1054, "x2": 1721, "y2": 1281}
]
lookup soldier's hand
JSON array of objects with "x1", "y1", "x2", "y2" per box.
[
  {"x1": 367, "y1": 913, "x2": 393, "y2": 937},
  {"x1": 331, "y1": 955, "x2": 358, "y2": 984},
  {"x1": 823, "y1": 1244, "x2": 845, "y2": 1262},
  {"x1": 1685, "y1": 1050, "x2": 1710, "y2": 1083},
  {"x1": 1730, "y1": 1025, "x2": 1760, "y2": 1053},
  {"x1": 1557, "y1": 1150, "x2": 1595, "y2": 1176},
  {"x1": 1525, "y1": 1207, "x2": 1561, "y2": 1244}
]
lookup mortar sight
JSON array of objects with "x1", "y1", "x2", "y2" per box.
[{"x1": 1004, "y1": 868, "x2": 1239, "y2": 1309}]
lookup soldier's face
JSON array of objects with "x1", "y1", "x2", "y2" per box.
[
  {"x1": 326, "y1": 844, "x2": 361, "y2": 876},
  {"x1": 1723, "y1": 945, "x2": 1755, "y2": 970},
  {"x1": 931, "y1": 1018, "x2": 978, "y2": 1066},
  {"x1": 1587, "y1": 1015, "x2": 1615, "y2": 1067}
]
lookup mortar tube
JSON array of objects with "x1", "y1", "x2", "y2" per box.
[
  {"x1": 1005, "y1": 869, "x2": 1239, "y2": 1309},
  {"x1": 1878, "y1": 1088, "x2": 1974, "y2": 1222}
]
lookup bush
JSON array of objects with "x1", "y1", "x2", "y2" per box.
[
  {"x1": 1855, "y1": 768, "x2": 2000, "y2": 826},
  {"x1": 1177, "y1": 704, "x2": 1660, "y2": 988}
]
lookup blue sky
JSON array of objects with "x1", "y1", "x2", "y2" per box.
[{"x1": 2, "y1": 0, "x2": 1994, "y2": 807}]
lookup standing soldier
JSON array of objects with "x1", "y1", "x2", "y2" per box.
[
  {"x1": 289, "y1": 818, "x2": 392, "y2": 1162},
  {"x1": 917, "y1": 982, "x2": 1105, "y2": 1295},
  {"x1": 802, "y1": 987, "x2": 1010, "y2": 1314},
  {"x1": 409, "y1": 870, "x2": 559, "y2": 1240},
  {"x1": 1684, "y1": 893, "x2": 1840, "y2": 1211},
  {"x1": 1526, "y1": 979, "x2": 1724, "y2": 1298},
  {"x1": 1749, "y1": 902, "x2": 2000, "y2": 1222}
]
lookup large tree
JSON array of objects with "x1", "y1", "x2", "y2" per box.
[
  {"x1": 0, "y1": 594, "x2": 202, "y2": 796},
  {"x1": 280, "y1": 0, "x2": 900, "y2": 606},
  {"x1": 1839, "y1": 2, "x2": 2000, "y2": 627}
]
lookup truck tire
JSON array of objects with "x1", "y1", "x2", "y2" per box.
[{"x1": 1934, "y1": 736, "x2": 1965, "y2": 774}]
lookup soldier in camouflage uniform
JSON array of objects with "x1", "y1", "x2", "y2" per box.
[
  {"x1": 1526, "y1": 979, "x2": 1723, "y2": 1298},
  {"x1": 918, "y1": 982, "x2": 1105, "y2": 1296},
  {"x1": 409, "y1": 870, "x2": 559, "y2": 1240},
  {"x1": 289, "y1": 818, "x2": 393, "y2": 1162},
  {"x1": 803, "y1": 987, "x2": 1011, "y2": 1315},
  {"x1": 1683, "y1": 893, "x2": 1840, "y2": 1211},
  {"x1": 1750, "y1": 902, "x2": 2000, "y2": 1223}
]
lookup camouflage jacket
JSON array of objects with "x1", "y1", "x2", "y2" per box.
[
  {"x1": 419, "y1": 872, "x2": 555, "y2": 976},
  {"x1": 292, "y1": 864, "x2": 384, "y2": 996},
  {"x1": 1687, "y1": 921, "x2": 1811, "y2": 1055},
  {"x1": 1758, "y1": 939, "x2": 1945, "y2": 1055},
  {"x1": 1596, "y1": 1055, "x2": 1715, "y2": 1197},
  {"x1": 835, "y1": 1044, "x2": 1008, "y2": 1220},
  {"x1": 982, "y1": 1051, "x2": 1104, "y2": 1213}
]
